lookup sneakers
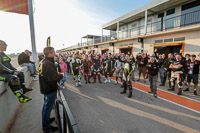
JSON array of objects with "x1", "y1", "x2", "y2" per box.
[
  {"x1": 75, "y1": 82, "x2": 78, "y2": 87},
  {"x1": 43, "y1": 126, "x2": 58, "y2": 133},
  {"x1": 159, "y1": 84, "x2": 165, "y2": 86},
  {"x1": 153, "y1": 94, "x2": 157, "y2": 98},
  {"x1": 177, "y1": 90, "x2": 182, "y2": 95},
  {"x1": 14, "y1": 91, "x2": 32, "y2": 103},
  {"x1": 23, "y1": 87, "x2": 34, "y2": 94},
  {"x1": 128, "y1": 92, "x2": 132, "y2": 98},
  {"x1": 104, "y1": 79, "x2": 108, "y2": 83},
  {"x1": 108, "y1": 78, "x2": 111, "y2": 83},
  {"x1": 62, "y1": 86, "x2": 65, "y2": 89},
  {"x1": 194, "y1": 90, "x2": 197, "y2": 95},
  {"x1": 33, "y1": 75, "x2": 39, "y2": 81},
  {"x1": 168, "y1": 87, "x2": 175, "y2": 91},
  {"x1": 148, "y1": 91, "x2": 153, "y2": 94},
  {"x1": 120, "y1": 91, "x2": 126, "y2": 94},
  {"x1": 19, "y1": 95, "x2": 32, "y2": 103},
  {"x1": 183, "y1": 88, "x2": 189, "y2": 92},
  {"x1": 136, "y1": 79, "x2": 140, "y2": 81},
  {"x1": 78, "y1": 82, "x2": 82, "y2": 86},
  {"x1": 115, "y1": 81, "x2": 118, "y2": 85}
]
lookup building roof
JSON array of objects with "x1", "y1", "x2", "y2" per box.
[{"x1": 82, "y1": 35, "x2": 101, "y2": 39}]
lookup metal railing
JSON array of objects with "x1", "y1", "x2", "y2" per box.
[
  {"x1": 109, "y1": 10, "x2": 200, "y2": 41},
  {"x1": 55, "y1": 83, "x2": 80, "y2": 133},
  {"x1": 76, "y1": 10, "x2": 200, "y2": 47},
  {"x1": 146, "y1": 10, "x2": 200, "y2": 34}
]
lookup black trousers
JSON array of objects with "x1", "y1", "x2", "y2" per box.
[
  {"x1": 0, "y1": 71, "x2": 25, "y2": 92},
  {"x1": 163, "y1": 70, "x2": 171, "y2": 87}
]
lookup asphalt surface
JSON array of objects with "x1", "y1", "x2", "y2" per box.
[{"x1": 63, "y1": 75, "x2": 200, "y2": 133}]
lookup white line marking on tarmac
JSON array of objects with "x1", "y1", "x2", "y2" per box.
[{"x1": 110, "y1": 79, "x2": 200, "y2": 114}]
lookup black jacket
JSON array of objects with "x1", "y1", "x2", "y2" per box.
[
  {"x1": 18, "y1": 52, "x2": 33, "y2": 65},
  {"x1": 0, "y1": 51, "x2": 16, "y2": 74},
  {"x1": 146, "y1": 62, "x2": 159, "y2": 76},
  {"x1": 39, "y1": 57, "x2": 63, "y2": 94}
]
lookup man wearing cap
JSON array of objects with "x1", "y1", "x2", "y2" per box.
[
  {"x1": 0, "y1": 40, "x2": 33, "y2": 103},
  {"x1": 169, "y1": 54, "x2": 185, "y2": 95},
  {"x1": 18, "y1": 50, "x2": 37, "y2": 78},
  {"x1": 184, "y1": 54, "x2": 200, "y2": 95}
]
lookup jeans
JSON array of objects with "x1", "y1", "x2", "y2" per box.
[
  {"x1": 42, "y1": 91, "x2": 57, "y2": 130},
  {"x1": 159, "y1": 68, "x2": 163, "y2": 83},
  {"x1": 61, "y1": 73, "x2": 67, "y2": 86},
  {"x1": 149, "y1": 75, "x2": 158, "y2": 94},
  {"x1": 20, "y1": 63, "x2": 35, "y2": 75}
]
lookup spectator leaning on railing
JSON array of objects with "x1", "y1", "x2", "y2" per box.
[
  {"x1": 38, "y1": 46, "x2": 63, "y2": 133},
  {"x1": 0, "y1": 40, "x2": 33, "y2": 103},
  {"x1": 18, "y1": 50, "x2": 38, "y2": 80}
]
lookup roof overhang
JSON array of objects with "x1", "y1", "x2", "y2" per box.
[
  {"x1": 102, "y1": 0, "x2": 192, "y2": 30},
  {"x1": 82, "y1": 35, "x2": 101, "y2": 39}
]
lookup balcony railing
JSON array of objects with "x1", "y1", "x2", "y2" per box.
[
  {"x1": 77, "y1": 10, "x2": 200, "y2": 47},
  {"x1": 118, "y1": 10, "x2": 200, "y2": 40}
]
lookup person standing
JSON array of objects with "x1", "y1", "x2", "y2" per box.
[
  {"x1": 160, "y1": 53, "x2": 174, "y2": 87},
  {"x1": 38, "y1": 47, "x2": 63, "y2": 132},
  {"x1": 169, "y1": 54, "x2": 185, "y2": 95},
  {"x1": 157, "y1": 54, "x2": 164, "y2": 84},
  {"x1": 59, "y1": 57, "x2": 67, "y2": 89},
  {"x1": 184, "y1": 54, "x2": 200, "y2": 95},
  {"x1": 146, "y1": 57, "x2": 160, "y2": 98},
  {"x1": 119, "y1": 54, "x2": 134, "y2": 98},
  {"x1": 82, "y1": 54, "x2": 92, "y2": 84},
  {"x1": 137, "y1": 53, "x2": 148, "y2": 83}
]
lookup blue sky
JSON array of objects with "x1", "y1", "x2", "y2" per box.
[{"x1": 0, "y1": 0, "x2": 154, "y2": 54}]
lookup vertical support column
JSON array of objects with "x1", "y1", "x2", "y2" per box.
[
  {"x1": 117, "y1": 22, "x2": 120, "y2": 40},
  {"x1": 28, "y1": 0, "x2": 38, "y2": 69},
  {"x1": 93, "y1": 36, "x2": 95, "y2": 45},
  {"x1": 144, "y1": 10, "x2": 148, "y2": 34},
  {"x1": 101, "y1": 29, "x2": 103, "y2": 43},
  {"x1": 87, "y1": 36, "x2": 88, "y2": 46}
]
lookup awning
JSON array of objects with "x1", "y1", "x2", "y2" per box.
[
  {"x1": 116, "y1": 46, "x2": 133, "y2": 49},
  {"x1": 151, "y1": 41, "x2": 185, "y2": 47},
  {"x1": 101, "y1": 48, "x2": 109, "y2": 50},
  {"x1": 0, "y1": 0, "x2": 28, "y2": 15}
]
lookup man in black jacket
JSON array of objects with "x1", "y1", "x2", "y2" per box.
[
  {"x1": 18, "y1": 50, "x2": 36, "y2": 77},
  {"x1": 0, "y1": 40, "x2": 33, "y2": 103},
  {"x1": 38, "y1": 47, "x2": 63, "y2": 132},
  {"x1": 146, "y1": 57, "x2": 160, "y2": 98}
]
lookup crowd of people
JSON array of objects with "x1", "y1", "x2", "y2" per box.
[
  {"x1": 1, "y1": 38, "x2": 200, "y2": 132},
  {"x1": 53, "y1": 48, "x2": 200, "y2": 98}
]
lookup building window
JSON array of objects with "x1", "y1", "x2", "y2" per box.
[
  {"x1": 166, "y1": 8, "x2": 175, "y2": 30},
  {"x1": 155, "y1": 40, "x2": 163, "y2": 43},
  {"x1": 174, "y1": 37, "x2": 185, "y2": 42},
  {"x1": 132, "y1": 24, "x2": 137, "y2": 28},
  {"x1": 181, "y1": 0, "x2": 200, "y2": 26},
  {"x1": 164, "y1": 38, "x2": 173, "y2": 43},
  {"x1": 147, "y1": 18, "x2": 152, "y2": 24},
  {"x1": 157, "y1": 12, "x2": 164, "y2": 31}
]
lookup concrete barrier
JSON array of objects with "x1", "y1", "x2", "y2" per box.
[{"x1": 0, "y1": 67, "x2": 32, "y2": 133}]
